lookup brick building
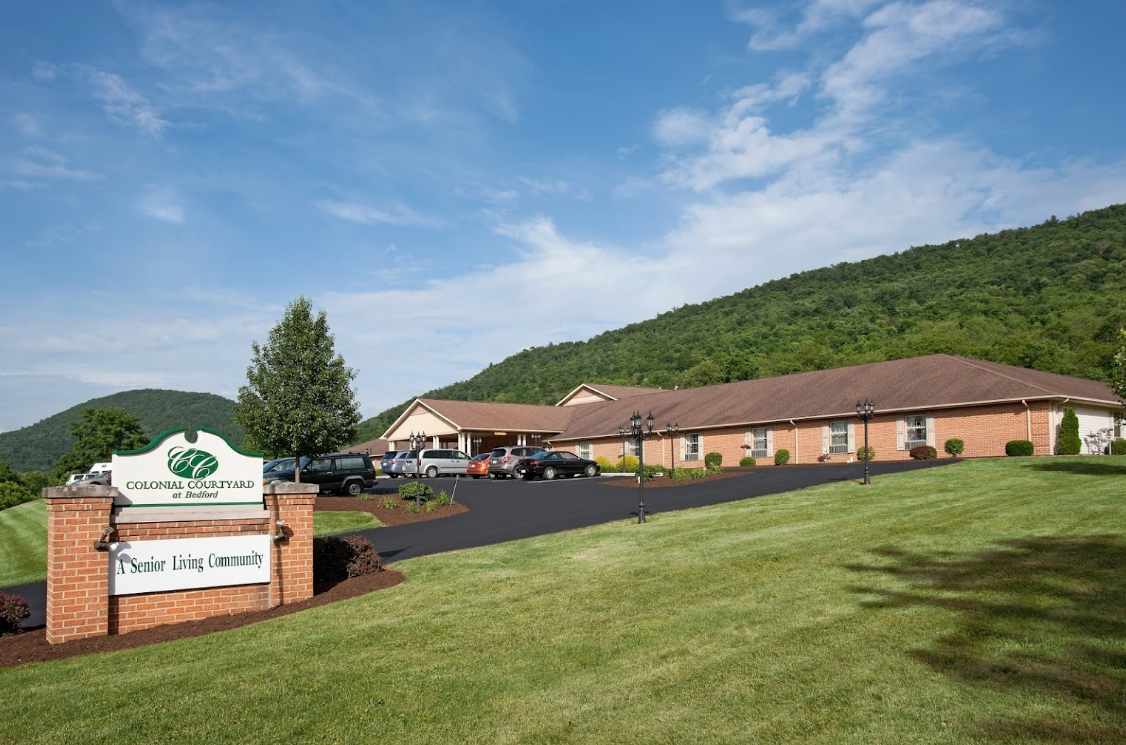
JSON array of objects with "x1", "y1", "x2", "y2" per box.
[{"x1": 382, "y1": 354, "x2": 1123, "y2": 466}]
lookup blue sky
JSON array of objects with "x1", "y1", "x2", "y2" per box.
[{"x1": 2, "y1": 0, "x2": 1126, "y2": 433}]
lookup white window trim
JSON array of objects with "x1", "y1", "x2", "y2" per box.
[
  {"x1": 683, "y1": 433, "x2": 703, "y2": 461},
  {"x1": 578, "y1": 442, "x2": 593, "y2": 460}
]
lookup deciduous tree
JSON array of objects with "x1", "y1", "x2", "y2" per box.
[
  {"x1": 53, "y1": 408, "x2": 148, "y2": 478},
  {"x1": 235, "y1": 297, "x2": 360, "y2": 481}
]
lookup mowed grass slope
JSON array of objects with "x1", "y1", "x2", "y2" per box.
[
  {"x1": 1, "y1": 458, "x2": 1124, "y2": 744},
  {"x1": 0, "y1": 499, "x2": 46, "y2": 587}
]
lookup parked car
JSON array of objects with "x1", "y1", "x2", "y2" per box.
[
  {"x1": 380, "y1": 451, "x2": 404, "y2": 475},
  {"x1": 74, "y1": 470, "x2": 113, "y2": 486},
  {"x1": 387, "y1": 450, "x2": 418, "y2": 478},
  {"x1": 488, "y1": 445, "x2": 547, "y2": 479},
  {"x1": 416, "y1": 449, "x2": 471, "y2": 478},
  {"x1": 262, "y1": 457, "x2": 310, "y2": 479},
  {"x1": 467, "y1": 453, "x2": 490, "y2": 479},
  {"x1": 515, "y1": 451, "x2": 601, "y2": 481},
  {"x1": 265, "y1": 452, "x2": 375, "y2": 496}
]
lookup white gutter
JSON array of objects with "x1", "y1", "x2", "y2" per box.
[
  {"x1": 790, "y1": 420, "x2": 797, "y2": 464},
  {"x1": 1021, "y1": 399, "x2": 1032, "y2": 441}
]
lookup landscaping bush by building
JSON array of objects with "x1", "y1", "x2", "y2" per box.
[
  {"x1": 312, "y1": 535, "x2": 382, "y2": 584},
  {"x1": 704, "y1": 452, "x2": 723, "y2": 468},
  {"x1": 774, "y1": 449, "x2": 790, "y2": 465},
  {"x1": 1057, "y1": 408, "x2": 1081, "y2": 455},
  {"x1": 1005, "y1": 440, "x2": 1035, "y2": 456},
  {"x1": 671, "y1": 467, "x2": 709, "y2": 481},
  {"x1": 944, "y1": 438, "x2": 965, "y2": 457},
  {"x1": 0, "y1": 591, "x2": 31, "y2": 636},
  {"x1": 595, "y1": 456, "x2": 618, "y2": 473},
  {"x1": 909, "y1": 445, "x2": 937, "y2": 460},
  {"x1": 398, "y1": 481, "x2": 433, "y2": 501},
  {"x1": 856, "y1": 446, "x2": 875, "y2": 462},
  {"x1": 739, "y1": 456, "x2": 756, "y2": 467},
  {"x1": 617, "y1": 455, "x2": 639, "y2": 473},
  {"x1": 1112, "y1": 439, "x2": 1126, "y2": 455}
]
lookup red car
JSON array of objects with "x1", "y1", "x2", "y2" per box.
[{"x1": 467, "y1": 452, "x2": 490, "y2": 479}]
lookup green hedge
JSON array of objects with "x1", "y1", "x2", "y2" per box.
[
  {"x1": 856, "y1": 446, "x2": 875, "y2": 462},
  {"x1": 739, "y1": 456, "x2": 756, "y2": 467},
  {"x1": 398, "y1": 481, "x2": 434, "y2": 501},
  {"x1": 1005, "y1": 440, "x2": 1034, "y2": 456},
  {"x1": 774, "y1": 449, "x2": 790, "y2": 466},
  {"x1": 909, "y1": 445, "x2": 937, "y2": 460},
  {"x1": 312, "y1": 535, "x2": 382, "y2": 584},
  {"x1": 944, "y1": 438, "x2": 965, "y2": 457},
  {"x1": 704, "y1": 452, "x2": 722, "y2": 468},
  {"x1": 1112, "y1": 439, "x2": 1126, "y2": 455}
]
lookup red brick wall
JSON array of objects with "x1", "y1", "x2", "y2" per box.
[
  {"x1": 44, "y1": 485, "x2": 315, "y2": 644},
  {"x1": 559, "y1": 401, "x2": 1057, "y2": 469}
]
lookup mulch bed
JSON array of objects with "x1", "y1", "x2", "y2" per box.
[
  {"x1": 315, "y1": 494, "x2": 468, "y2": 525},
  {"x1": 0, "y1": 569, "x2": 405, "y2": 670},
  {"x1": 0, "y1": 490, "x2": 469, "y2": 670},
  {"x1": 601, "y1": 467, "x2": 751, "y2": 488}
]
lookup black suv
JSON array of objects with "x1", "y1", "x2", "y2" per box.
[{"x1": 266, "y1": 452, "x2": 375, "y2": 496}]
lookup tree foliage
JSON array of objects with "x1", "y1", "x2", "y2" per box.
[
  {"x1": 354, "y1": 205, "x2": 1126, "y2": 442},
  {"x1": 53, "y1": 408, "x2": 148, "y2": 478},
  {"x1": 1110, "y1": 329, "x2": 1126, "y2": 402},
  {"x1": 236, "y1": 297, "x2": 360, "y2": 475},
  {"x1": 0, "y1": 390, "x2": 244, "y2": 472}
]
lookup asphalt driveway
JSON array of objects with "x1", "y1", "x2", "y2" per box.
[{"x1": 7, "y1": 459, "x2": 953, "y2": 629}]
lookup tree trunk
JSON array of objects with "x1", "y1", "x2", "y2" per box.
[{"x1": 294, "y1": 452, "x2": 302, "y2": 483}]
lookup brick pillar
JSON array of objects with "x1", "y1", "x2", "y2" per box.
[
  {"x1": 44, "y1": 485, "x2": 116, "y2": 644},
  {"x1": 264, "y1": 483, "x2": 317, "y2": 606}
]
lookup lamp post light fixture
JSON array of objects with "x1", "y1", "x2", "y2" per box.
[
  {"x1": 530, "y1": 433, "x2": 541, "y2": 447},
  {"x1": 665, "y1": 422, "x2": 679, "y2": 479},
  {"x1": 625, "y1": 410, "x2": 656, "y2": 524},
  {"x1": 472, "y1": 436, "x2": 482, "y2": 455},
  {"x1": 408, "y1": 430, "x2": 427, "y2": 508},
  {"x1": 855, "y1": 400, "x2": 875, "y2": 486},
  {"x1": 618, "y1": 425, "x2": 630, "y2": 470}
]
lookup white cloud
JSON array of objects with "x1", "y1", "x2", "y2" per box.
[
  {"x1": 136, "y1": 187, "x2": 186, "y2": 224},
  {"x1": 652, "y1": 108, "x2": 712, "y2": 147},
  {"x1": 12, "y1": 113, "x2": 42, "y2": 137},
  {"x1": 89, "y1": 70, "x2": 168, "y2": 137},
  {"x1": 14, "y1": 146, "x2": 103, "y2": 182},
  {"x1": 31, "y1": 61, "x2": 57, "y2": 82},
  {"x1": 316, "y1": 200, "x2": 445, "y2": 229}
]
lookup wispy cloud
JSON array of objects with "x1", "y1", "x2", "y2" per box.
[
  {"x1": 31, "y1": 61, "x2": 57, "y2": 82},
  {"x1": 316, "y1": 200, "x2": 445, "y2": 229},
  {"x1": 14, "y1": 146, "x2": 103, "y2": 182},
  {"x1": 12, "y1": 113, "x2": 43, "y2": 138},
  {"x1": 88, "y1": 70, "x2": 168, "y2": 137},
  {"x1": 136, "y1": 186, "x2": 185, "y2": 224}
]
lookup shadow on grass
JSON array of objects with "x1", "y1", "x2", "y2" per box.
[
  {"x1": 848, "y1": 536, "x2": 1126, "y2": 743},
  {"x1": 1025, "y1": 460, "x2": 1126, "y2": 477}
]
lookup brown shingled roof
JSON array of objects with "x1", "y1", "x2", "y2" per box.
[{"x1": 552, "y1": 354, "x2": 1121, "y2": 441}]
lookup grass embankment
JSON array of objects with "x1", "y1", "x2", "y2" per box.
[
  {"x1": 312, "y1": 510, "x2": 382, "y2": 537},
  {"x1": 0, "y1": 500, "x2": 46, "y2": 587},
  {"x1": 2, "y1": 457, "x2": 1124, "y2": 743}
]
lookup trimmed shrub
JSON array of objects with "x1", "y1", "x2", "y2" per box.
[
  {"x1": 774, "y1": 449, "x2": 790, "y2": 466},
  {"x1": 672, "y1": 467, "x2": 709, "y2": 481},
  {"x1": 704, "y1": 452, "x2": 723, "y2": 468},
  {"x1": 398, "y1": 481, "x2": 433, "y2": 501},
  {"x1": 379, "y1": 496, "x2": 398, "y2": 509},
  {"x1": 909, "y1": 445, "x2": 937, "y2": 460},
  {"x1": 313, "y1": 535, "x2": 382, "y2": 583},
  {"x1": 739, "y1": 456, "x2": 757, "y2": 467},
  {"x1": 944, "y1": 438, "x2": 965, "y2": 457},
  {"x1": 1112, "y1": 439, "x2": 1126, "y2": 455},
  {"x1": 595, "y1": 455, "x2": 618, "y2": 473},
  {"x1": 1005, "y1": 440, "x2": 1035, "y2": 456},
  {"x1": 617, "y1": 455, "x2": 639, "y2": 474},
  {"x1": 0, "y1": 591, "x2": 30, "y2": 636},
  {"x1": 856, "y1": 446, "x2": 875, "y2": 462},
  {"x1": 1057, "y1": 408, "x2": 1081, "y2": 455},
  {"x1": 0, "y1": 482, "x2": 37, "y2": 512}
]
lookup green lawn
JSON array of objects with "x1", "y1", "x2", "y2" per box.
[
  {"x1": 0, "y1": 499, "x2": 46, "y2": 587},
  {"x1": 313, "y1": 510, "x2": 382, "y2": 536},
  {"x1": 2, "y1": 457, "x2": 1124, "y2": 744}
]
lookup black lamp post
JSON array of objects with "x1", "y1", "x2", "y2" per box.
[
  {"x1": 855, "y1": 400, "x2": 875, "y2": 486},
  {"x1": 625, "y1": 410, "x2": 656, "y2": 524},
  {"x1": 665, "y1": 422, "x2": 679, "y2": 479},
  {"x1": 472, "y1": 436, "x2": 482, "y2": 455},
  {"x1": 409, "y1": 431, "x2": 427, "y2": 508},
  {"x1": 530, "y1": 433, "x2": 541, "y2": 448},
  {"x1": 618, "y1": 426, "x2": 630, "y2": 470}
]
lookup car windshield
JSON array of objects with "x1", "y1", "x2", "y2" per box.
[{"x1": 472, "y1": 453, "x2": 490, "y2": 461}]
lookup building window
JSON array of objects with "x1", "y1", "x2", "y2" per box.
[
  {"x1": 830, "y1": 421, "x2": 849, "y2": 454},
  {"x1": 905, "y1": 414, "x2": 927, "y2": 449},
  {"x1": 684, "y1": 433, "x2": 702, "y2": 461},
  {"x1": 750, "y1": 427, "x2": 769, "y2": 459},
  {"x1": 578, "y1": 442, "x2": 592, "y2": 460}
]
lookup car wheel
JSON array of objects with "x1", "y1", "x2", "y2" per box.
[
  {"x1": 584, "y1": 465, "x2": 598, "y2": 477},
  {"x1": 426, "y1": 466, "x2": 439, "y2": 478},
  {"x1": 346, "y1": 481, "x2": 363, "y2": 497},
  {"x1": 389, "y1": 474, "x2": 398, "y2": 479},
  {"x1": 523, "y1": 471, "x2": 535, "y2": 481},
  {"x1": 543, "y1": 467, "x2": 557, "y2": 480}
]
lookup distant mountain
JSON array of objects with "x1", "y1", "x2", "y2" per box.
[
  {"x1": 355, "y1": 204, "x2": 1126, "y2": 442},
  {"x1": 0, "y1": 390, "x2": 243, "y2": 472}
]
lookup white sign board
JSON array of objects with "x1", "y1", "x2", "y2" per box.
[
  {"x1": 109, "y1": 535, "x2": 271, "y2": 596},
  {"x1": 113, "y1": 428, "x2": 263, "y2": 507}
]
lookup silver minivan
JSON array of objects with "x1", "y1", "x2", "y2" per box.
[{"x1": 416, "y1": 449, "x2": 471, "y2": 478}]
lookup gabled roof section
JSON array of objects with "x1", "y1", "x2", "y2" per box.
[
  {"x1": 415, "y1": 398, "x2": 576, "y2": 433},
  {"x1": 556, "y1": 382, "x2": 660, "y2": 407},
  {"x1": 552, "y1": 354, "x2": 1122, "y2": 441}
]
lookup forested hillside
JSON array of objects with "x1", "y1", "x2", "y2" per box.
[
  {"x1": 356, "y1": 205, "x2": 1126, "y2": 442},
  {"x1": 0, "y1": 390, "x2": 242, "y2": 472}
]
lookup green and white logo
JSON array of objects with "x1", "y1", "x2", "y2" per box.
[{"x1": 167, "y1": 447, "x2": 219, "y2": 479}]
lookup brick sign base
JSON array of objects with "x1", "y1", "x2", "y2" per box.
[{"x1": 44, "y1": 483, "x2": 316, "y2": 644}]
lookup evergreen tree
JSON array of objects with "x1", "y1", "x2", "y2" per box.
[
  {"x1": 53, "y1": 408, "x2": 148, "y2": 478},
  {"x1": 1057, "y1": 408, "x2": 1081, "y2": 455},
  {"x1": 235, "y1": 297, "x2": 360, "y2": 481}
]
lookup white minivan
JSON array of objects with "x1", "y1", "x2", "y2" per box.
[{"x1": 416, "y1": 449, "x2": 471, "y2": 478}]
